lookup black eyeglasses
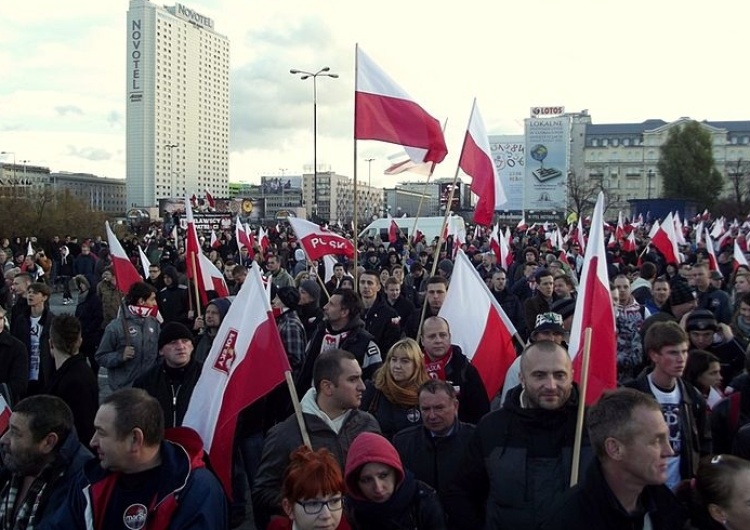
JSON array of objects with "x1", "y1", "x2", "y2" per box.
[{"x1": 296, "y1": 497, "x2": 343, "y2": 515}]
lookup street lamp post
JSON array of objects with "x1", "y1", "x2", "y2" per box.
[
  {"x1": 0, "y1": 151, "x2": 15, "y2": 198},
  {"x1": 166, "y1": 144, "x2": 178, "y2": 198},
  {"x1": 290, "y1": 66, "x2": 338, "y2": 221},
  {"x1": 365, "y1": 157, "x2": 376, "y2": 188},
  {"x1": 20, "y1": 160, "x2": 30, "y2": 196}
]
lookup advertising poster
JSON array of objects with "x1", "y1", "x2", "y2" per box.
[
  {"x1": 489, "y1": 135, "x2": 524, "y2": 212},
  {"x1": 524, "y1": 117, "x2": 569, "y2": 211}
]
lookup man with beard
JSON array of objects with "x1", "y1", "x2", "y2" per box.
[
  {"x1": 0, "y1": 396, "x2": 92, "y2": 529},
  {"x1": 444, "y1": 340, "x2": 592, "y2": 530}
]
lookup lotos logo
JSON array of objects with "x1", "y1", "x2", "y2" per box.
[
  {"x1": 123, "y1": 504, "x2": 148, "y2": 530},
  {"x1": 213, "y1": 328, "x2": 238, "y2": 374}
]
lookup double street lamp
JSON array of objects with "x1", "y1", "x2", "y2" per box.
[{"x1": 290, "y1": 66, "x2": 338, "y2": 220}]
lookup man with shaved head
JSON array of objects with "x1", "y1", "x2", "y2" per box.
[{"x1": 444, "y1": 340, "x2": 594, "y2": 530}]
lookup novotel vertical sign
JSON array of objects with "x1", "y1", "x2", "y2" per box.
[
  {"x1": 129, "y1": 19, "x2": 143, "y2": 103},
  {"x1": 175, "y1": 3, "x2": 214, "y2": 29}
]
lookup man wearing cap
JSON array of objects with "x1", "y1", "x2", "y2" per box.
[
  {"x1": 133, "y1": 321, "x2": 201, "y2": 428},
  {"x1": 297, "y1": 279, "x2": 323, "y2": 337},
  {"x1": 624, "y1": 321, "x2": 711, "y2": 489},
  {"x1": 710, "y1": 270, "x2": 725, "y2": 291},
  {"x1": 685, "y1": 308, "x2": 745, "y2": 384},
  {"x1": 445, "y1": 340, "x2": 592, "y2": 530},
  {"x1": 692, "y1": 263, "x2": 732, "y2": 324},
  {"x1": 194, "y1": 297, "x2": 231, "y2": 364}
]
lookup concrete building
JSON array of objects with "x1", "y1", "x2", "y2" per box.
[
  {"x1": 302, "y1": 171, "x2": 384, "y2": 224},
  {"x1": 49, "y1": 173, "x2": 127, "y2": 215},
  {"x1": 394, "y1": 178, "x2": 471, "y2": 217},
  {"x1": 383, "y1": 187, "x2": 432, "y2": 217},
  {"x1": 0, "y1": 162, "x2": 50, "y2": 196},
  {"x1": 126, "y1": 0, "x2": 229, "y2": 209}
]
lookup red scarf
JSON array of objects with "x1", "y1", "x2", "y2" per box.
[
  {"x1": 128, "y1": 304, "x2": 159, "y2": 319},
  {"x1": 424, "y1": 349, "x2": 453, "y2": 382}
]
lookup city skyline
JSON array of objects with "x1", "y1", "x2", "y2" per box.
[{"x1": 2, "y1": 0, "x2": 749, "y2": 191}]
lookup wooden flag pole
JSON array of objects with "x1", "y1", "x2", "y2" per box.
[
  {"x1": 570, "y1": 327, "x2": 593, "y2": 487},
  {"x1": 190, "y1": 251, "x2": 202, "y2": 318},
  {"x1": 285, "y1": 371, "x2": 312, "y2": 449}
]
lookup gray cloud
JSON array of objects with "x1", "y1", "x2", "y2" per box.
[
  {"x1": 67, "y1": 146, "x2": 112, "y2": 161},
  {"x1": 55, "y1": 105, "x2": 83, "y2": 116},
  {"x1": 107, "y1": 110, "x2": 122, "y2": 127},
  {"x1": 229, "y1": 16, "x2": 351, "y2": 153}
]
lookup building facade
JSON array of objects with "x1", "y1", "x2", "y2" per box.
[
  {"x1": 49, "y1": 173, "x2": 127, "y2": 215},
  {"x1": 301, "y1": 171, "x2": 384, "y2": 224},
  {"x1": 126, "y1": 0, "x2": 229, "y2": 209}
]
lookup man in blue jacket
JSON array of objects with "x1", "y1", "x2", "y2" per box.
[{"x1": 43, "y1": 388, "x2": 227, "y2": 530}]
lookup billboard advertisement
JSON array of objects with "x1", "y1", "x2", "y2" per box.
[
  {"x1": 261, "y1": 175, "x2": 302, "y2": 194},
  {"x1": 524, "y1": 117, "x2": 569, "y2": 211},
  {"x1": 439, "y1": 182, "x2": 460, "y2": 211},
  {"x1": 489, "y1": 135, "x2": 524, "y2": 212},
  {"x1": 160, "y1": 197, "x2": 267, "y2": 230}
]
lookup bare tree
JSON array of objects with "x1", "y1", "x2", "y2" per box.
[
  {"x1": 567, "y1": 171, "x2": 619, "y2": 219},
  {"x1": 726, "y1": 159, "x2": 750, "y2": 215}
]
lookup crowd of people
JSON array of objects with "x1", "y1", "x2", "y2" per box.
[{"x1": 0, "y1": 213, "x2": 749, "y2": 529}]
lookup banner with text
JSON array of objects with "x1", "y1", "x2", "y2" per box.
[
  {"x1": 489, "y1": 135, "x2": 525, "y2": 212},
  {"x1": 524, "y1": 117, "x2": 569, "y2": 211}
]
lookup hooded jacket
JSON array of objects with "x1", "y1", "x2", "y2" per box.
[
  {"x1": 42, "y1": 427, "x2": 227, "y2": 530},
  {"x1": 443, "y1": 384, "x2": 594, "y2": 530},
  {"x1": 157, "y1": 266, "x2": 190, "y2": 326},
  {"x1": 344, "y1": 432, "x2": 446, "y2": 530}
]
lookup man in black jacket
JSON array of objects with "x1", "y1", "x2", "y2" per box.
[
  {"x1": 443, "y1": 340, "x2": 592, "y2": 530},
  {"x1": 490, "y1": 269, "x2": 525, "y2": 338},
  {"x1": 540, "y1": 388, "x2": 688, "y2": 530},
  {"x1": 420, "y1": 316, "x2": 489, "y2": 424},
  {"x1": 133, "y1": 322, "x2": 201, "y2": 429},
  {"x1": 359, "y1": 270, "x2": 402, "y2": 353}
]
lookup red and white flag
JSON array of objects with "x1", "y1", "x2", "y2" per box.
[
  {"x1": 734, "y1": 240, "x2": 749, "y2": 271},
  {"x1": 0, "y1": 395, "x2": 10, "y2": 435},
  {"x1": 288, "y1": 217, "x2": 355, "y2": 261},
  {"x1": 355, "y1": 46, "x2": 447, "y2": 165},
  {"x1": 205, "y1": 190, "x2": 216, "y2": 209},
  {"x1": 137, "y1": 245, "x2": 151, "y2": 279},
  {"x1": 387, "y1": 215, "x2": 399, "y2": 244},
  {"x1": 615, "y1": 211, "x2": 625, "y2": 241},
  {"x1": 710, "y1": 217, "x2": 725, "y2": 239},
  {"x1": 439, "y1": 250, "x2": 517, "y2": 399},
  {"x1": 198, "y1": 252, "x2": 229, "y2": 299},
  {"x1": 651, "y1": 212, "x2": 680, "y2": 265},
  {"x1": 26, "y1": 241, "x2": 34, "y2": 256},
  {"x1": 258, "y1": 226, "x2": 270, "y2": 254},
  {"x1": 498, "y1": 226, "x2": 513, "y2": 268},
  {"x1": 705, "y1": 229, "x2": 719, "y2": 271},
  {"x1": 648, "y1": 219, "x2": 660, "y2": 239},
  {"x1": 622, "y1": 230, "x2": 637, "y2": 253},
  {"x1": 516, "y1": 215, "x2": 527, "y2": 232},
  {"x1": 458, "y1": 100, "x2": 506, "y2": 225},
  {"x1": 568, "y1": 192, "x2": 617, "y2": 405},
  {"x1": 384, "y1": 147, "x2": 436, "y2": 176},
  {"x1": 105, "y1": 221, "x2": 143, "y2": 295},
  {"x1": 673, "y1": 212, "x2": 687, "y2": 245},
  {"x1": 577, "y1": 218, "x2": 587, "y2": 255},
  {"x1": 235, "y1": 217, "x2": 255, "y2": 259},
  {"x1": 210, "y1": 229, "x2": 221, "y2": 250},
  {"x1": 183, "y1": 263, "x2": 290, "y2": 495},
  {"x1": 412, "y1": 227, "x2": 424, "y2": 245},
  {"x1": 489, "y1": 224, "x2": 501, "y2": 263},
  {"x1": 695, "y1": 221, "x2": 704, "y2": 247}
]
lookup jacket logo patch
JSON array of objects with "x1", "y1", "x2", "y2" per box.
[
  {"x1": 128, "y1": 326, "x2": 138, "y2": 336},
  {"x1": 213, "y1": 328, "x2": 238, "y2": 374},
  {"x1": 123, "y1": 503, "x2": 148, "y2": 530}
]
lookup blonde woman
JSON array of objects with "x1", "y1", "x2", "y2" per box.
[{"x1": 360, "y1": 338, "x2": 430, "y2": 439}]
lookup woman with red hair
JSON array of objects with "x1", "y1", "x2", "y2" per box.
[{"x1": 268, "y1": 446, "x2": 350, "y2": 530}]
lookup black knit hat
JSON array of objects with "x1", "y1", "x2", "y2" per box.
[
  {"x1": 685, "y1": 309, "x2": 718, "y2": 332},
  {"x1": 275, "y1": 286, "x2": 300, "y2": 311},
  {"x1": 669, "y1": 281, "x2": 695, "y2": 306},
  {"x1": 158, "y1": 322, "x2": 194, "y2": 350}
]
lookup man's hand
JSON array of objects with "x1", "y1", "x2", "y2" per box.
[{"x1": 122, "y1": 346, "x2": 135, "y2": 361}]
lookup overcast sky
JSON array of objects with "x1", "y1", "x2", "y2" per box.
[{"x1": 1, "y1": 0, "x2": 748, "y2": 189}]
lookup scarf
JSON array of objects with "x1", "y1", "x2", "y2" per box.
[
  {"x1": 735, "y1": 315, "x2": 750, "y2": 342},
  {"x1": 128, "y1": 304, "x2": 159, "y2": 319},
  {"x1": 424, "y1": 350, "x2": 453, "y2": 382},
  {"x1": 349, "y1": 471, "x2": 418, "y2": 524},
  {"x1": 0, "y1": 460, "x2": 66, "y2": 530}
]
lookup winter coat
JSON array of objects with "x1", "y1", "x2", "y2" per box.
[
  {"x1": 133, "y1": 360, "x2": 203, "y2": 429},
  {"x1": 361, "y1": 296, "x2": 403, "y2": 354},
  {"x1": 426, "y1": 345, "x2": 490, "y2": 425},
  {"x1": 0, "y1": 328, "x2": 28, "y2": 403},
  {"x1": 75, "y1": 289, "x2": 103, "y2": 359},
  {"x1": 360, "y1": 383, "x2": 422, "y2": 440},
  {"x1": 45, "y1": 354, "x2": 99, "y2": 445},
  {"x1": 96, "y1": 280, "x2": 122, "y2": 330}
]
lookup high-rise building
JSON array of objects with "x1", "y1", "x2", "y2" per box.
[{"x1": 126, "y1": 0, "x2": 229, "y2": 209}]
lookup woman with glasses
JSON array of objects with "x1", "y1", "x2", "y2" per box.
[
  {"x1": 344, "y1": 432, "x2": 446, "y2": 530},
  {"x1": 269, "y1": 446, "x2": 349, "y2": 530}
]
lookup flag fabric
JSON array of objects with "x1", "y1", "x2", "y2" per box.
[
  {"x1": 489, "y1": 224, "x2": 501, "y2": 263},
  {"x1": 198, "y1": 252, "x2": 230, "y2": 299},
  {"x1": 323, "y1": 255, "x2": 338, "y2": 283},
  {"x1": 244, "y1": 224, "x2": 258, "y2": 257},
  {"x1": 205, "y1": 190, "x2": 216, "y2": 209},
  {"x1": 498, "y1": 226, "x2": 513, "y2": 268},
  {"x1": 171, "y1": 224, "x2": 178, "y2": 243},
  {"x1": 190, "y1": 194, "x2": 198, "y2": 207},
  {"x1": 695, "y1": 221, "x2": 704, "y2": 246},
  {"x1": 651, "y1": 213, "x2": 680, "y2": 265},
  {"x1": 705, "y1": 229, "x2": 719, "y2": 271},
  {"x1": 235, "y1": 217, "x2": 254, "y2": 260},
  {"x1": 288, "y1": 217, "x2": 355, "y2": 261},
  {"x1": 387, "y1": 215, "x2": 399, "y2": 244},
  {"x1": 26, "y1": 241, "x2": 34, "y2": 256},
  {"x1": 137, "y1": 245, "x2": 151, "y2": 279},
  {"x1": 210, "y1": 229, "x2": 221, "y2": 249},
  {"x1": 412, "y1": 227, "x2": 424, "y2": 245},
  {"x1": 710, "y1": 217, "x2": 724, "y2": 239},
  {"x1": 734, "y1": 240, "x2": 749, "y2": 271},
  {"x1": 184, "y1": 198, "x2": 202, "y2": 281},
  {"x1": 622, "y1": 231, "x2": 637, "y2": 253},
  {"x1": 648, "y1": 219, "x2": 660, "y2": 239},
  {"x1": 0, "y1": 395, "x2": 10, "y2": 435},
  {"x1": 384, "y1": 148, "x2": 435, "y2": 176},
  {"x1": 105, "y1": 221, "x2": 143, "y2": 295},
  {"x1": 516, "y1": 216, "x2": 527, "y2": 232},
  {"x1": 615, "y1": 211, "x2": 625, "y2": 241},
  {"x1": 576, "y1": 218, "x2": 586, "y2": 255},
  {"x1": 355, "y1": 46, "x2": 447, "y2": 165},
  {"x1": 183, "y1": 263, "x2": 290, "y2": 495},
  {"x1": 673, "y1": 212, "x2": 686, "y2": 245},
  {"x1": 607, "y1": 233, "x2": 616, "y2": 249},
  {"x1": 258, "y1": 226, "x2": 270, "y2": 254},
  {"x1": 458, "y1": 100, "x2": 507, "y2": 225},
  {"x1": 439, "y1": 250, "x2": 517, "y2": 399},
  {"x1": 567, "y1": 192, "x2": 617, "y2": 405}
]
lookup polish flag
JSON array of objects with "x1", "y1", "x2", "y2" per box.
[
  {"x1": 183, "y1": 263, "x2": 290, "y2": 495},
  {"x1": 567, "y1": 192, "x2": 617, "y2": 405},
  {"x1": 704, "y1": 230, "x2": 719, "y2": 271},
  {"x1": 516, "y1": 215, "x2": 527, "y2": 232},
  {"x1": 258, "y1": 226, "x2": 270, "y2": 254},
  {"x1": 577, "y1": 218, "x2": 587, "y2": 255},
  {"x1": 205, "y1": 190, "x2": 216, "y2": 209},
  {"x1": 171, "y1": 224, "x2": 179, "y2": 243},
  {"x1": 26, "y1": 241, "x2": 34, "y2": 256},
  {"x1": 245, "y1": 224, "x2": 258, "y2": 256},
  {"x1": 0, "y1": 395, "x2": 10, "y2": 435},
  {"x1": 198, "y1": 252, "x2": 229, "y2": 299},
  {"x1": 489, "y1": 224, "x2": 501, "y2": 263},
  {"x1": 210, "y1": 229, "x2": 221, "y2": 249},
  {"x1": 105, "y1": 221, "x2": 143, "y2": 295},
  {"x1": 323, "y1": 255, "x2": 338, "y2": 283},
  {"x1": 673, "y1": 212, "x2": 686, "y2": 245},
  {"x1": 411, "y1": 228, "x2": 424, "y2": 245},
  {"x1": 137, "y1": 245, "x2": 151, "y2": 279},
  {"x1": 710, "y1": 217, "x2": 725, "y2": 239},
  {"x1": 651, "y1": 212, "x2": 680, "y2": 265},
  {"x1": 622, "y1": 231, "x2": 637, "y2": 253},
  {"x1": 235, "y1": 217, "x2": 254, "y2": 259},
  {"x1": 384, "y1": 147, "x2": 436, "y2": 176},
  {"x1": 355, "y1": 46, "x2": 448, "y2": 165},
  {"x1": 498, "y1": 227, "x2": 513, "y2": 268},
  {"x1": 695, "y1": 221, "x2": 704, "y2": 247},
  {"x1": 387, "y1": 215, "x2": 399, "y2": 244},
  {"x1": 734, "y1": 240, "x2": 749, "y2": 271},
  {"x1": 288, "y1": 217, "x2": 355, "y2": 261},
  {"x1": 439, "y1": 250, "x2": 517, "y2": 399},
  {"x1": 190, "y1": 194, "x2": 198, "y2": 207},
  {"x1": 648, "y1": 219, "x2": 660, "y2": 239},
  {"x1": 459, "y1": 100, "x2": 507, "y2": 225},
  {"x1": 615, "y1": 211, "x2": 625, "y2": 241}
]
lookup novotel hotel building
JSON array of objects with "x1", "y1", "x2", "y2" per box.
[{"x1": 126, "y1": 0, "x2": 230, "y2": 208}]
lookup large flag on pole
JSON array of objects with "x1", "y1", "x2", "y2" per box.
[
  {"x1": 183, "y1": 263, "x2": 290, "y2": 495},
  {"x1": 567, "y1": 192, "x2": 617, "y2": 405},
  {"x1": 288, "y1": 217, "x2": 355, "y2": 261},
  {"x1": 734, "y1": 240, "x2": 749, "y2": 271},
  {"x1": 198, "y1": 252, "x2": 230, "y2": 299},
  {"x1": 355, "y1": 46, "x2": 447, "y2": 165},
  {"x1": 105, "y1": 221, "x2": 143, "y2": 295},
  {"x1": 137, "y1": 245, "x2": 151, "y2": 279},
  {"x1": 651, "y1": 212, "x2": 680, "y2": 265},
  {"x1": 439, "y1": 250, "x2": 517, "y2": 399},
  {"x1": 704, "y1": 229, "x2": 719, "y2": 271},
  {"x1": 458, "y1": 99, "x2": 507, "y2": 225}
]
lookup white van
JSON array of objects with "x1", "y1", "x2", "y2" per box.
[{"x1": 358, "y1": 215, "x2": 465, "y2": 245}]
